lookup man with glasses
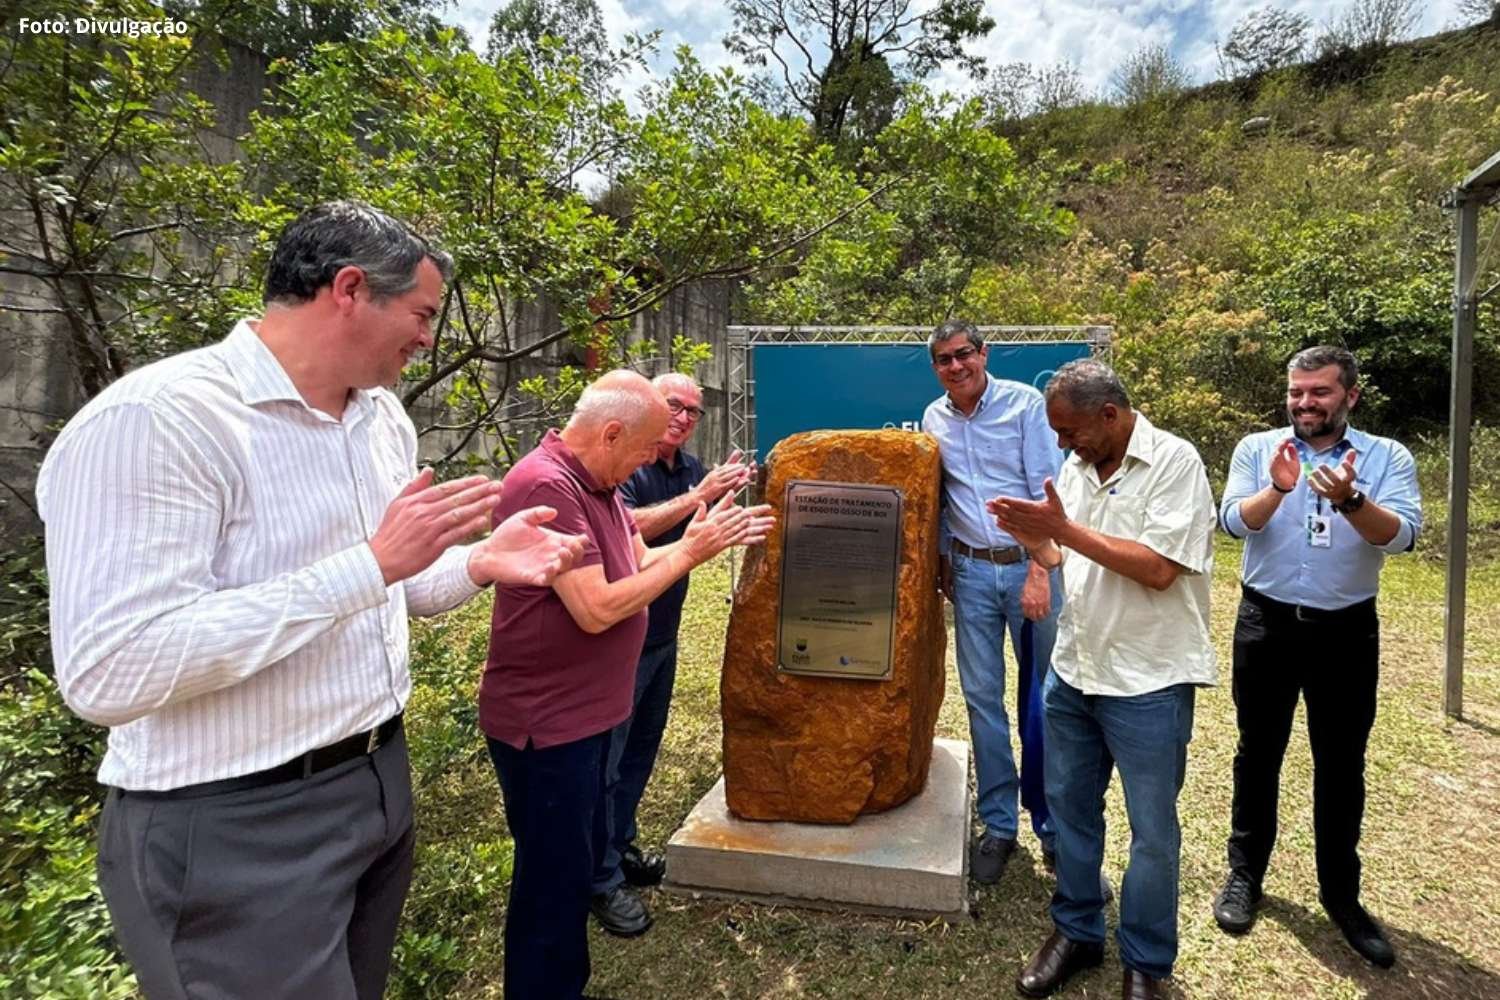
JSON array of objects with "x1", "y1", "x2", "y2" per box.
[
  {"x1": 921, "y1": 320, "x2": 1063, "y2": 884},
  {"x1": 588, "y1": 372, "x2": 757, "y2": 936}
]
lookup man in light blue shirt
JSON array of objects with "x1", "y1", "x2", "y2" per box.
[
  {"x1": 1212, "y1": 345, "x2": 1421, "y2": 970},
  {"x1": 921, "y1": 320, "x2": 1062, "y2": 884}
]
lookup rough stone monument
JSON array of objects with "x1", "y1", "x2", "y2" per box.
[
  {"x1": 721, "y1": 429, "x2": 947, "y2": 822},
  {"x1": 663, "y1": 429, "x2": 965, "y2": 918}
]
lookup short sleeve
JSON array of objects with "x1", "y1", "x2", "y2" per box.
[{"x1": 1140, "y1": 447, "x2": 1216, "y2": 575}]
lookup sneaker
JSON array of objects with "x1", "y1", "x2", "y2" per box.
[
  {"x1": 590, "y1": 886, "x2": 652, "y2": 938},
  {"x1": 1213, "y1": 871, "x2": 1261, "y2": 935},
  {"x1": 1323, "y1": 898, "x2": 1396, "y2": 968},
  {"x1": 970, "y1": 832, "x2": 1016, "y2": 884}
]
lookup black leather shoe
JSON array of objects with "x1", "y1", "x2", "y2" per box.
[
  {"x1": 1122, "y1": 968, "x2": 1165, "y2": 1000},
  {"x1": 1016, "y1": 930, "x2": 1104, "y2": 998},
  {"x1": 590, "y1": 886, "x2": 652, "y2": 938},
  {"x1": 1213, "y1": 870, "x2": 1261, "y2": 934},
  {"x1": 971, "y1": 832, "x2": 1016, "y2": 885},
  {"x1": 1323, "y1": 898, "x2": 1395, "y2": 968},
  {"x1": 620, "y1": 843, "x2": 667, "y2": 887}
]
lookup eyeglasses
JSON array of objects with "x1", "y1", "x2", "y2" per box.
[
  {"x1": 666, "y1": 397, "x2": 704, "y2": 421},
  {"x1": 932, "y1": 346, "x2": 979, "y2": 367}
]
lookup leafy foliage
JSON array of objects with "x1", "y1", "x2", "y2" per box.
[
  {"x1": 1113, "y1": 42, "x2": 1190, "y2": 105},
  {"x1": 1219, "y1": 5, "x2": 1312, "y2": 76},
  {"x1": 723, "y1": 0, "x2": 995, "y2": 147}
]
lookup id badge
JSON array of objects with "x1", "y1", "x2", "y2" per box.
[{"x1": 1306, "y1": 513, "x2": 1332, "y2": 548}]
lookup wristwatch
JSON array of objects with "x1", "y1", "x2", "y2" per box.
[{"x1": 1332, "y1": 490, "x2": 1366, "y2": 515}]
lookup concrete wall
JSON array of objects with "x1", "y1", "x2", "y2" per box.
[
  {"x1": 0, "y1": 35, "x2": 735, "y2": 539},
  {"x1": 0, "y1": 37, "x2": 270, "y2": 543}
]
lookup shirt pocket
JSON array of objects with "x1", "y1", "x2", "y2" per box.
[{"x1": 1097, "y1": 494, "x2": 1146, "y2": 538}]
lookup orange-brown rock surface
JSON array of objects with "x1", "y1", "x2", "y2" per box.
[{"x1": 722, "y1": 429, "x2": 946, "y2": 823}]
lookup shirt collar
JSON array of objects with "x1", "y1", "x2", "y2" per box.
[
  {"x1": 1123, "y1": 410, "x2": 1157, "y2": 466},
  {"x1": 1063, "y1": 409, "x2": 1155, "y2": 486},
  {"x1": 222, "y1": 320, "x2": 303, "y2": 405},
  {"x1": 220, "y1": 319, "x2": 376, "y2": 424},
  {"x1": 1292, "y1": 424, "x2": 1366, "y2": 459},
  {"x1": 542, "y1": 429, "x2": 609, "y2": 494},
  {"x1": 943, "y1": 373, "x2": 995, "y2": 415}
]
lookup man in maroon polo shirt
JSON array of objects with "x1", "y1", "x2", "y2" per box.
[{"x1": 480, "y1": 369, "x2": 772, "y2": 1000}]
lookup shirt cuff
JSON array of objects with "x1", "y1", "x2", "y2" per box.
[
  {"x1": 1221, "y1": 500, "x2": 1256, "y2": 539},
  {"x1": 1376, "y1": 516, "x2": 1416, "y2": 554},
  {"x1": 426, "y1": 543, "x2": 486, "y2": 605},
  {"x1": 313, "y1": 544, "x2": 391, "y2": 619}
]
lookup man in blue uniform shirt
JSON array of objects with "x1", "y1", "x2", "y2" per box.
[
  {"x1": 921, "y1": 320, "x2": 1063, "y2": 882},
  {"x1": 1213, "y1": 345, "x2": 1422, "y2": 969},
  {"x1": 588, "y1": 372, "x2": 755, "y2": 937}
]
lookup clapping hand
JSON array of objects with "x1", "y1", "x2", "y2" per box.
[
  {"x1": 371, "y1": 469, "x2": 503, "y2": 585},
  {"x1": 469, "y1": 507, "x2": 589, "y2": 587},
  {"x1": 986, "y1": 479, "x2": 1069, "y2": 549},
  {"x1": 682, "y1": 490, "x2": 774, "y2": 563},
  {"x1": 1270, "y1": 438, "x2": 1301, "y2": 493},
  {"x1": 696, "y1": 449, "x2": 757, "y2": 505},
  {"x1": 1306, "y1": 449, "x2": 1358, "y2": 505}
]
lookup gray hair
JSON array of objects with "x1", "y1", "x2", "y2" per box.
[
  {"x1": 1044, "y1": 358, "x2": 1131, "y2": 411},
  {"x1": 652, "y1": 372, "x2": 700, "y2": 397},
  {"x1": 928, "y1": 319, "x2": 985, "y2": 360},
  {"x1": 1288, "y1": 345, "x2": 1358, "y2": 389},
  {"x1": 567, "y1": 370, "x2": 660, "y2": 430},
  {"x1": 263, "y1": 200, "x2": 454, "y2": 306}
]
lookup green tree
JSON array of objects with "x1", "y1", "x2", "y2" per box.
[
  {"x1": 1219, "y1": 5, "x2": 1312, "y2": 77},
  {"x1": 723, "y1": 0, "x2": 995, "y2": 147},
  {"x1": 745, "y1": 94, "x2": 1072, "y2": 324},
  {"x1": 169, "y1": 0, "x2": 451, "y2": 60},
  {"x1": 0, "y1": 0, "x2": 248, "y2": 399},
  {"x1": 1112, "y1": 42, "x2": 1190, "y2": 105},
  {"x1": 485, "y1": 0, "x2": 647, "y2": 97}
]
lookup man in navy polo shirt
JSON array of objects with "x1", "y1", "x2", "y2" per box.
[
  {"x1": 481, "y1": 370, "x2": 771, "y2": 999},
  {"x1": 1213, "y1": 346, "x2": 1421, "y2": 969},
  {"x1": 590, "y1": 372, "x2": 756, "y2": 936}
]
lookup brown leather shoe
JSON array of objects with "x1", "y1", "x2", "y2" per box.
[
  {"x1": 1122, "y1": 968, "x2": 1165, "y2": 999},
  {"x1": 1016, "y1": 930, "x2": 1104, "y2": 998}
]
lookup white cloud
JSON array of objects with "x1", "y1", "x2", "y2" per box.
[{"x1": 445, "y1": 0, "x2": 1475, "y2": 106}]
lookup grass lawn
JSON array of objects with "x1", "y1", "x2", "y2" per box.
[{"x1": 407, "y1": 535, "x2": 1500, "y2": 1000}]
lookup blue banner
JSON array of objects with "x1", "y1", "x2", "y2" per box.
[{"x1": 751, "y1": 341, "x2": 1093, "y2": 459}]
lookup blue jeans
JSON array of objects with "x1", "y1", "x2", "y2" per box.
[
  {"x1": 951, "y1": 553, "x2": 1060, "y2": 845},
  {"x1": 1043, "y1": 672, "x2": 1195, "y2": 981},
  {"x1": 592, "y1": 638, "x2": 678, "y2": 894}
]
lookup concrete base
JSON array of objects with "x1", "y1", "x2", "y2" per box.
[{"x1": 662, "y1": 738, "x2": 970, "y2": 920}]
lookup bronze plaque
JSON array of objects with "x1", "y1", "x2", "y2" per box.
[{"x1": 777, "y1": 480, "x2": 902, "y2": 680}]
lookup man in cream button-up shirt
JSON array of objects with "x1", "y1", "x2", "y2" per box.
[{"x1": 989, "y1": 358, "x2": 1216, "y2": 1000}]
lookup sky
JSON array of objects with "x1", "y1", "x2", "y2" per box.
[{"x1": 444, "y1": 0, "x2": 1475, "y2": 102}]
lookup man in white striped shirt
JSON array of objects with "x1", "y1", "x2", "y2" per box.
[{"x1": 37, "y1": 201, "x2": 585, "y2": 1000}]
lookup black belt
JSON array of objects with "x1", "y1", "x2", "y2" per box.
[
  {"x1": 951, "y1": 540, "x2": 1026, "y2": 565},
  {"x1": 120, "y1": 714, "x2": 404, "y2": 800},
  {"x1": 1241, "y1": 585, "x2": 1375, "y2": 623}
]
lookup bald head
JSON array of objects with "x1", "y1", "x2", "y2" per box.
[
  {"x1": 562, "y1": 369, "x2": 671, "y2": 488},
  {"x1": 568, "y1": 370, "x2": 668, "y2": 432},
  {"x1": 653, "y1": 372, "x2": 699, "y2": 396}
]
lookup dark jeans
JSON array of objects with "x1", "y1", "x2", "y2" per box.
[
  {"x1": 97, "y1": 727, "x2": 414, "y2": 1000},
  {"x1": 488, "y1": 730, "x2": 611, "y2": 1000},
  {"x1": 1227, "y1": 588, "x2": 1379, "y2": 905},
  {"x1": 593, "y1": 638, "x2": 678, "y2": 893}
]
